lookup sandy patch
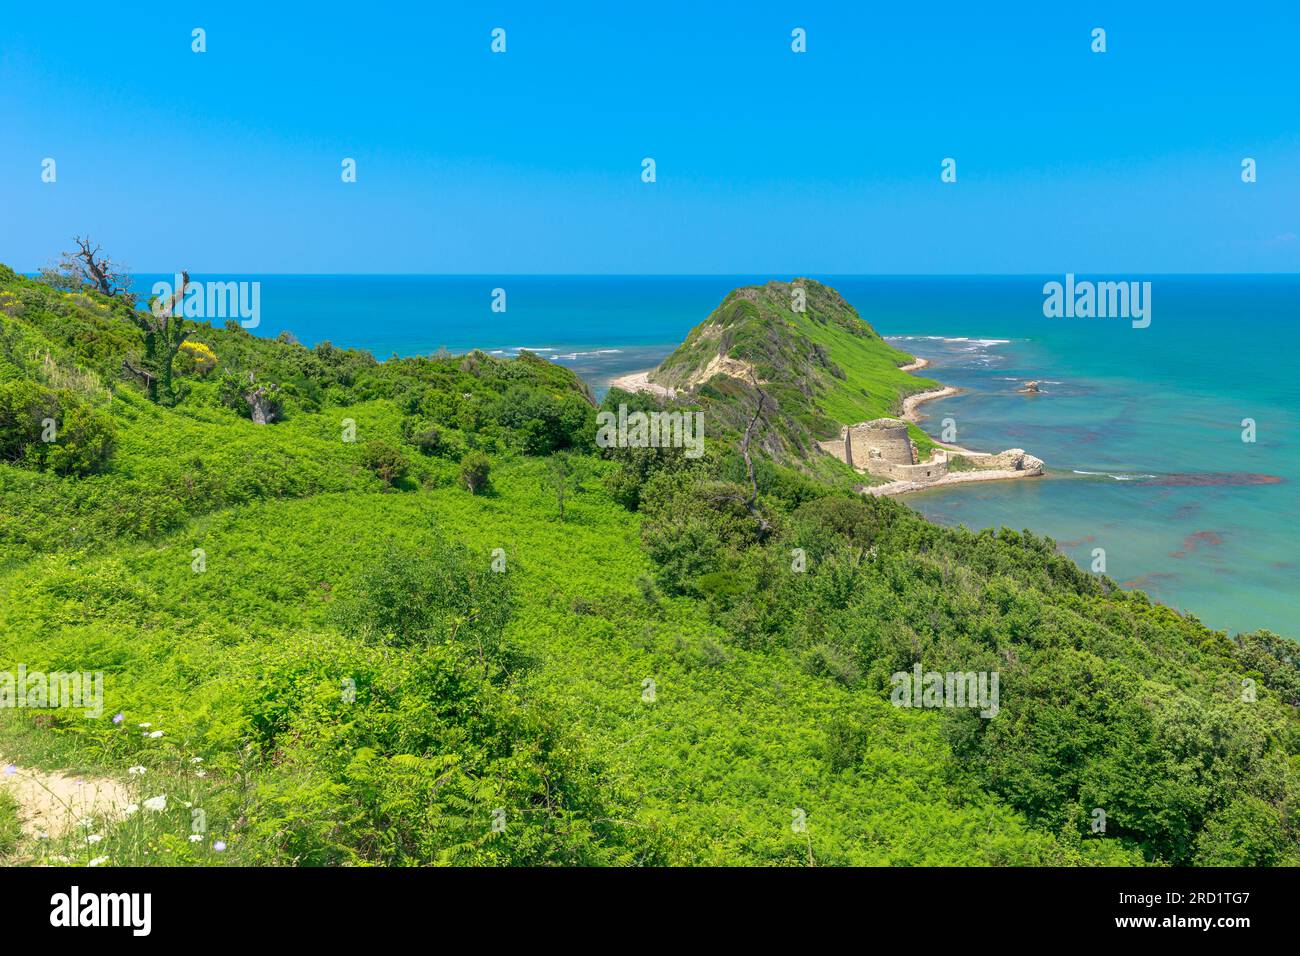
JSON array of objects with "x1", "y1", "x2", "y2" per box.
[
  {"x1": 693, "y1": 353, "x2": 759, "y2": 387},
  {"x1": 0, "y1": 758, "x2": 131, "y2": 839}
]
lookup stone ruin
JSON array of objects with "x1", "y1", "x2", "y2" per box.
[{"x1": 816, "y1": 417, "x2": 949, "y2": 482}]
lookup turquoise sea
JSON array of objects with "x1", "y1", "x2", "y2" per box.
[{"x1": 135, "y1": 274, "x2": 1299, "y2": 638}]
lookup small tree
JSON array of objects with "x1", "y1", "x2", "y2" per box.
[
  {"x1": 546, "y1": 452, "x2": 574, "y2": 520},
  {"x1": 362, "y1": 441, "x2": 410, "y2": 488},
  {"x1": 459, "y1": 450, "x2": 491, "y2": 494}
]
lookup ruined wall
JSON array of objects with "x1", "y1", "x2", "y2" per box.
[
  {"x1": 864, "y1": 452, "x2": 949, "y2": 482},
  {"x1": 961, "y1": 448, "x2": 1044, "y2": 475},
  {"x1": 817, "y1": 424, "x2": 950, "y2": 484},
  {"x1": 851, "y1": 418, "x2": 913, "y2": 468},
  {"x1": 817, "y1": 437, "x2": 850, "y2": 463}
]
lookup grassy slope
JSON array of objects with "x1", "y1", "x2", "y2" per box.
[{"x1": 0, "y1": 459, "x2": 1088, "y2": 864}]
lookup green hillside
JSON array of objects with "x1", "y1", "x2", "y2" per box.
[
  {"x1": 648, "y1": 279, "x2": 941, "y2": 461},
  {"x1": 1, "y1": 262, "x2": 1297, "y2": 868}
]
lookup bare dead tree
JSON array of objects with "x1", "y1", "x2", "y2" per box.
[
  {"x1": 56, "y1": 237, "x2": 137, "y2": 305},
  {"x1": 123, "y1": 270, "x2": 193, "y2": 404}
]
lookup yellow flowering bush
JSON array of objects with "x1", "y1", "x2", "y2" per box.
[{"x1": 174, "y1": 340, "x2": 218, "y2": 377}]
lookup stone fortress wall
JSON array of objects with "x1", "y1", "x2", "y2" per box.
[
  {"x1": 866, "y1": 450, "x2": 949, "y2": 481},
  {"x1": 816, "y1": 417, "x2": 950, "y2": 482}
]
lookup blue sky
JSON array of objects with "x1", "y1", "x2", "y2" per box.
[{"x1": 2, "y1": 1, "x2": 1296, "y2": 273}]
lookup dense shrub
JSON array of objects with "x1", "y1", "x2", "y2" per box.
[
  {"x1": 247, "y1": 640, "x2": 648, "y2": 866},
  {"x1": 638, "y1": 470, "x2": 759, "y2": 594},
  {"x1": 361, "y1": 440, "x2": 410, "y2": 487},
  {"x1": 488, "y1": 384, "x2": 590, "y2": 455},
  {"x1": 173, "y1": 340, "x2": 218, "y2": 377},
  {"x1": 401, "y1": 418, "x2": 444, "y2": 456},
  {"x1": 459, "y1": 450, "x2": 491, "y2": 494},
  {"x1": 332, "y1": 541, "x2": 512, "y2": 665},
  {"x1": 0, "y1": 380, "x2": 115, "y2": 476}
]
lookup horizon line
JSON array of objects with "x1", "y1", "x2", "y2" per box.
[{"x1": 14, "y1": 270, "x2": 1300, "y2": 279}]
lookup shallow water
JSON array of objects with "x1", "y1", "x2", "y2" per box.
[{"x1": 855, "y1": 276, "x2": 1298, "y2": 638}]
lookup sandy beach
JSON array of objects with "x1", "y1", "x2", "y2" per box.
[
  {"x1": 606, "y1": 369, "x2": 678, "y2": 399},
  {"x1": 902, "y1": 385, "x2": 959, "y2": 423}
]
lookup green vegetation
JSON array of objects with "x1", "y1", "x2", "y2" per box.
[
  {"x1": 0, "y1": 790, "x2": 19, "y2": 857},
  {"x1": 0, "y1": 379, "x2": 116, "y2": 476},
  {"x1": 1, "y1": 262, "x2": 1296, "y2": 867}
]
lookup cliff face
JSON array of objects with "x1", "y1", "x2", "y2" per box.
[{"x1": 635, "y1": 279, "x2": 940, "y2": 465}]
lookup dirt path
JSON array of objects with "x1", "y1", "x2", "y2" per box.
[{"x1": 0, "y1": 757, "x2": 131, "y2": 838}]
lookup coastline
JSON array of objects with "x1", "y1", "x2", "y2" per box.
[
  {"x1": 606, "y1": 352, "x2": 1044, "y2": 499},
  {"x1": 902, "y1": 385, "x2": 960, "y2": 424}
]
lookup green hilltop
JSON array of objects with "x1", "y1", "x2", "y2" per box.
[
  {"x1": 1, "y1": 261, "x2": 1297, "y2": 868},
  {"x1": 645, "y1": 278, "x2": 940, "y2": 462}
]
